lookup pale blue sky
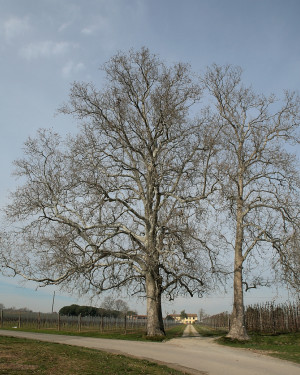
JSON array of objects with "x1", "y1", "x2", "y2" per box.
[{"x1": 0, "y1": 0, "x2": 299, "y2": 314}]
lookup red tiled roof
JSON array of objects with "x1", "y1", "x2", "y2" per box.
[{"x1": 168, "y1": 313, "x2": 198, "y2": 318}]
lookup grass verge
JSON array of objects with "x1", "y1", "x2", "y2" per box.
[
  {"x1": 217, "y1": 332, "x2": 300, "y2": 364},
  {"x1": 0, "y1": 324, "x2": 185, "y2": 342},
  {"x1": 194, "y1": 324, "x2": 300, "y2": 364},
  {"x1": 193, "y1": 324, "x2": 227, "y2": 337},
  {"x1": 0, "y1": 335, "x2": 190, "y2": 375}
]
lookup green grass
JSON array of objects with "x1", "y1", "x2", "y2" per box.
[
  {"x1": 217, "y1": 332, "x2": 300, "y2": 364},
  {"x1": 0, "y1": 335, "x2": 189, "y2": 375},
  {"x1": 0, "y1": 324, "x2": 185, "y2": 342},
  {"x1": 193, "y1": 324, "x2": 228, "y2": 337},
  {"x1": 194, "y1": 324, "x2": 300, "y2": 364},
  {"x1": 165, "y1": 324, "x2": 186, "y2": 339}
]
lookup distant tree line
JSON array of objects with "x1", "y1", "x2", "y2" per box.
[
  {"x1": 59, "y1": 304, "x2": 135, "y2": 318},
  {"x1": 59, "y1": 304, "x2": 114, "y2": 317},
  {"x1": 59, "y1": 297, "x2": 137, "y2": 318},
  {"x1": 0, "y1": 303, "x2": 33, "y2": 313}
]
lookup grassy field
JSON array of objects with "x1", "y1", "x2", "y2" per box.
[
  {"x1": 0, "y1": 324, "x2": 185, "y2": 342},
  {"x1": 193, "y1": 324, "x2": 227, "y2": 337},
  {"x1": 194, "y1": 324, "x2": 300, "y2": 364},
  {"x1": 218, "y1": 332, "x2": 300, "y2": 364},
  {"x1": 0, "y1": 335, "x2": 190, "y2": 375}
]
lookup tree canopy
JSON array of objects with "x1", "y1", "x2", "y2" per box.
[
  {"x1": 202, "y1": 64, "x2": 300, "y2": 339},
  {"x1": 0, "y1": 48, "x2": 219, "y2": 337},
  {"x1": 1, "y1": 49, "x2": 299, "y2": 340},
  {"x1": 59, "y1": 303, "x2": 127, "y2": 317}
]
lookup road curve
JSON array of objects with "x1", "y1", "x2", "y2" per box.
[{"x1": 0, "y1": 329, "x2": 299, "y2": 375}]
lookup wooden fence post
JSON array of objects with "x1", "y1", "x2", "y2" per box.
[
  {"x1": 271, "y1": 305, "x2": 276, "y2": 334},
  {"x1": 100, "y1": 315, "x2": 103, "y2": 332},
  {"x1": 259, "y1": 308, "x2": 263, "y2": 333},
  {"x1": 18, "y1": 312, "x2": 21, "y2": 328},
  {"x1": 58, "y1": 313, "x2": 61, "y2": 331},
  {"x1": 0, "y1": 309, "x2": 3, "y2": 328},
  {"x1": 78, "y1": 313, "x2": 81, "y2": 332},
  {"x1": 124, "y1": 315, "x2": 127, "y2": 335},
  {"x1": 37, "y1": 312, "x2": 41, "y2": 329}
]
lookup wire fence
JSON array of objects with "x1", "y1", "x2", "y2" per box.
[
  {"x1": 0, "y1": 310, "x2": 178, "y2": 334},
  {"x1": 202, "y1": 302, "x2": 300, "y2": 334}
]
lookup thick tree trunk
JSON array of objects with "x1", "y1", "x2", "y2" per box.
[
  {"x1": 227, "y1": 193, "x2": 250, "y2": 341},
  {"x1": 146, "y1": 272, "x2": 165, "y2": 337},
  {"x1": 227, "y1": 257, "x2": 250, "y2": 340}
]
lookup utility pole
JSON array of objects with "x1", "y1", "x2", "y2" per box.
[{"x1": 51, "y1": 291, "x2": 55, "y2": 313}]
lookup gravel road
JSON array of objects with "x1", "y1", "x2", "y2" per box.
[{"x1": 0, "y1": 328, "x2": 299, "y2": 375}]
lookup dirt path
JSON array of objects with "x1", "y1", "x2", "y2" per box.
[
  {"x1": 182, "y1": 324, "x2": 201, "y2": 337},
  {"x1": 0, "y1": 330, "x2": 299, "y2": 375}
]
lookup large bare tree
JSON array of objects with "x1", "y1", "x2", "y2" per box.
[
  {"x1": 0, "y1": 48, "x2": 219, "y2": 336},
  {"x1": 275, "y1": 228, "x2": 300, "y2": 293},
  {"x1": 203, "y1": 64, "x2": 300, "y2": 340}
]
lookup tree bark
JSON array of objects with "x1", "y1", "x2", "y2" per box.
[
  {"x1": 227, "y1": 195, "x2": 250, "y2": 341},
  {"x1": 227, "y1": 256, "x2": 249, "y2": 340},
  {"x1": 146, "y1": 272, "x2": 165, "y2": 337}
]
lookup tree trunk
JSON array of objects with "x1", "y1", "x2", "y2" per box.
[
  {"x1": 227, "y1": 257, "x2": 249, "y2": 340},
  {"x1": 146, "y1": 272, "x2": 165, "y2": 337},
  {"x1": 227, "y1": 200, "x2": 250, "y2": 341}
]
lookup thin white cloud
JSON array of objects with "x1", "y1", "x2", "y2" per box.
[
  {"x1": 62, "y1": 61, "x2": 85, "y2": 78},
  {"x1": 81, "y1": 15, "x2": 109, "y2": 36},
  {"x1": 3, "y1": 16, "x2": 31, "y2": 42},
  {"x1": 20, "y1": 41, "x2": 74, "y2": 60},
  {"x1": 58, "y1": 21, "x2": 72, "y2": 32},
  {"x1": 81, "y1": 26, "x2": 94, "y2": 35}
]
